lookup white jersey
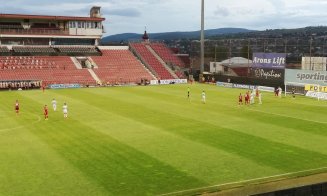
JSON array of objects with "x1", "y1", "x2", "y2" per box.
[
  {"x1": 278, "y1": 87, "x2": 282, "y2": 96},
  {"x1": 63, "y1": 105, "x2": 68, "y2": 114},
  {"x1": 201, "y1": 92, "x2": 206, "y2": 103},
  {"x1": 250, "y1": 93, "x2": 254, "y2": 104},
  {"x1": 52, "y1": 100, "x2": 57, "y2": 110}
]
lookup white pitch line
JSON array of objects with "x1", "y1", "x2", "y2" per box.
[
  {"x1": 245, "y1": 107, "x2": 327, "y2": 124},
  {"x1": 159, "y1": 167, "x2": 327, "y2": 196},
  {"x1": 191, "y1": 95, "x2": 327, "y2": 125},
  {"x1": 206, "y1": 100, "x2": 327, "y2": 125}
]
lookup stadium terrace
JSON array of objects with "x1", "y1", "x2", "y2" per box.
[{"x1": 0, "y1": 7, "x2": 188, "y2": 90}]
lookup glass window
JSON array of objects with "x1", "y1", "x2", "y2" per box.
[{"x1": 71, "y1": 21, "x2": 76, "y2": 28}]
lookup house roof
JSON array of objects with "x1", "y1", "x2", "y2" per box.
[
  {"x1": 0, "y1": 13, "x2": 105, "y2": 22},
  {"x1": 219, "y1": 57, "x2": 252, "y2": 67}
]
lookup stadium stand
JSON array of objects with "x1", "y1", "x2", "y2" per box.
[
  {"x1": 0, "y1": 56, "x2": 95, "y2": 85},
  {"x1": 0, "y1": 46, "x2": 10, "y2": 53},
  {"x1": 56, "y1": 46, "x2": 99, "y2": 54},
  {"x1": 130, "y1": 43, "x2": 175, "y2": 79},
  {"x1": 175, "y1": 71, "x2": 186, "y2": 79},
  {"x1": 150, "y1": 43, "x2": 186, "y2": 68},
  {"x1": 1, "y1": 8, "x2": 181, "y2": 87},
  {"x1": 91, "y1": 49, "x2": 154, "y2": 84},
  {"x1": 13, "y1": 46, "x2": 56, "y2": 54}
]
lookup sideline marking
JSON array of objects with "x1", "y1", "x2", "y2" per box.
[
  {"x1": 245, "y1": 107, "x2": 327, "y2": 124},
  {"x1": 203, "y1": 98, "x2": 327, "y2": 125},
  {"x1": 159, "y1": 167, "x2": 327, "y2": 196},
  {"x1": 0, "y1": 112, "x2": 41, "y2": 133}
]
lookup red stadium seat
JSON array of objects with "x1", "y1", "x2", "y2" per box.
[{"x1": 91, "y1": 49, "x2": 154, "y2": 84}]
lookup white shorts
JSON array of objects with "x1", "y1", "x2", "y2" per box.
[{"x1": 63, "y1": 109, "x2": 68, "y2": 114}]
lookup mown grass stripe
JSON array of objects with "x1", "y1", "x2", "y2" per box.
[
  {"x1": 18, "y1": 90, "x2": 206, "y2": 195},
  {"x1": 0, "y1": 84, "x2": 325, "y2": 195},
  {"x1": 64, "y1": 89, "x2": 327, "y2": 172}
]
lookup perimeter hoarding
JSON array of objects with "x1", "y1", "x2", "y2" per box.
[
  {"x1": 306, "y1": 91, "x2": 327, "y2": 100},
  {"x1": 285, "y1": 69, "x2": 327, "y2": 86},
  {"x1": 252, "y1": 53, "x2": 286, "y2": 69},
  {"x1": 305, "y1": 84, "x2": 327, "y2": 93},
  {"x1": 249, "y1": 68, "x2": 284, "y2": 80},
  {"x1": 150, "y1": 79, "x2": 187, "y2": 85},
  {"x1": 48, "y1": 84, "x2": 81, "y2": 89}
]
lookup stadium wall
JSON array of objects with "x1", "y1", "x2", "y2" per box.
[{"x1": 214, "y1": 75, "x2": 284, "y2": 89}]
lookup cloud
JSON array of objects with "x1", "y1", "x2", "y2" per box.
[
  {"x1": 109, "y1": 8, "x2": 141, "y2": 17},
  {"x1": 214, "y1": 6, "x2": 230, "y2": 17},
  {"x1": 1, "y1": 0, "x2": 327, "y2": 35}
]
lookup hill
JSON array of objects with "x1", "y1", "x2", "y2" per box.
[
  {"x1": 101, "y1": 28, "x2": 255, "y2": 43},
  {"x1": 210, "y1": 26, "x2": 327, "y2": 40}
]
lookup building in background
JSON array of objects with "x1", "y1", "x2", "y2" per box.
[
  {"x1": 301, "y1": 57, "x2": 327, "y2": 71},
  {"x1": 210, "y1": 57, "x2": 251, "y2": 76},
  {"x1": 0, "y1": 6, "x2": 105, "y2": 46}
]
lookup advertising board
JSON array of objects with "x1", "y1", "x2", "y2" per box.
[
  {"x1": 48, "y1": 84, "x2": 81, "y2": 89},
  {"x1": 150, "y1": 79, "x2": 188, "y2": 85},
  {"x1": 252, "y1": 53, "x2": 286, "y2": 69},
  {"x1": 250, "y1": 68, "x2": 284, "y2": 80},
  {"x1": 285, "y1": 69, "x2": 327, "y2": 86}
]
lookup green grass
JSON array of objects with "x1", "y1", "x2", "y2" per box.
[{"x1": 0, "y1": 84, "x2": 326, "y2": 195}]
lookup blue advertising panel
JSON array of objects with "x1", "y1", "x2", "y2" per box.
[
  {"x1": 48, "y1": 84, "x2": 81, "y2": 89},
  {"x1": 252, "y1": 53, "x2": 286, "y2": 69}
]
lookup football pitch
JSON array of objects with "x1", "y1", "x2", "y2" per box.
[{"x1": 0, "y1": 84, "x2": 326, "y2": 195}]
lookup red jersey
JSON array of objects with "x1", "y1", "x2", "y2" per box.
[
  {"x1": 239, "y1": 95, "x2": 243, "y2": 102},
  {"x1": 15, "y1": 103, "x2": 19, "y2": 110},
  {"x1": 44, "y1": 107, "x2": 48, "y2": 115}
]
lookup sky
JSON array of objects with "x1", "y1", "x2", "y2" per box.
[{"x1": 1, "y1": 0, "x2": 327, "y2": 36}]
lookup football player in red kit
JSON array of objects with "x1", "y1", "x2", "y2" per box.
[
  {"x1": 44, "y1": 105, "x2": 49, "y2": 120},
  {"x1": 238, "y1": 93, "x2": 243, "y2": 105},
  {"x1": 245, "y1": 91, "x2": 249, "y2": 105},
  {"x1": 15, "y1": 100, "x2": 19, "y2": 115}
]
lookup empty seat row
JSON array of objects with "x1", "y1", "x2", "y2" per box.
[
  {"x1": 150, "y1": 43, "x2": 186, "y2": 68},
  {"x1": 57, "y1": 47, "x2": 98, "y2": 53},
  {"x1": 91, "y1": 49, "x2": 154, "y2": 83},
  {"x1": 131, "y1": 43, "x2": 175, "y2": 79},
  {"x1": 13, "y1": 46, "x2": 56, "y2": 53},
  {"x1": 0, "y1": 56, "x2": 95, "y2": 85},
  {"x1": 0, "y1": 47, "x2": 10, "y2": 53}
]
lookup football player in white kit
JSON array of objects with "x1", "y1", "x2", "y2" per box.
[
  {"x1": 201, "y1": 90, "x2": 206, "y2": 104},
  {"x1": 63, "y1": 103, "x2": 68, "y2": 118},
  {"x1": 52, "y1": 98, "x2": 57, "y2": 111}
]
